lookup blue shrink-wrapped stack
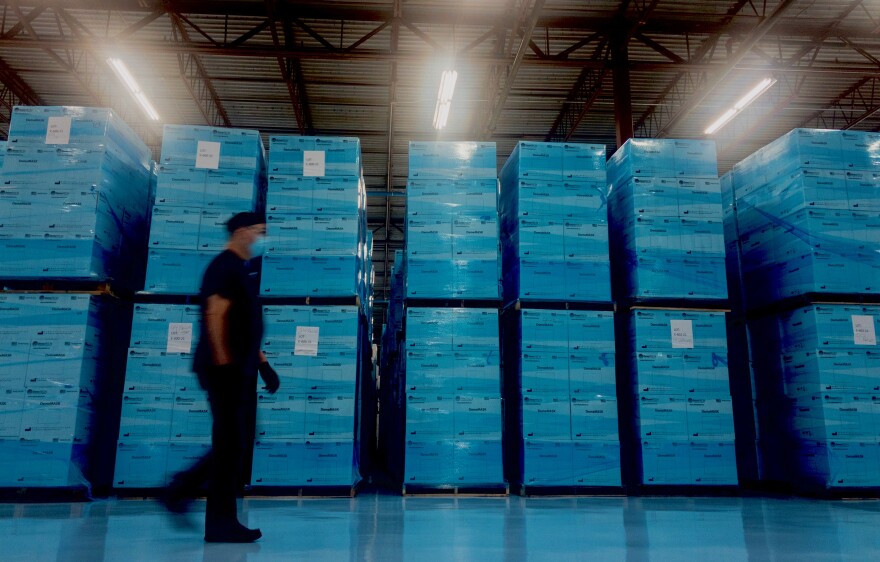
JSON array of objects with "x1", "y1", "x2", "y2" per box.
[
  {"x1": 607, "y1": 139, "x2": 727, "y2": 301},
  {"x1": 143, "y1": 125, "x2": 266, "y2": 294},
  {"x1": 261, "y1": 136, "x2": 368, "y2": 299},
  {"x1": 729, "y1": 129, "x2": 880, "y2": 309},
  {"x1": 749, "y1": 304, "x2": 880, "y2": 489},
  {"x1": 503, "y1": 309, "x2": 620, "y2": 487},
  {"x1": 400, "y1": 307, "x2": 503, "y2": 486},
  {"x1": 723, "y1": 129, "x2": 880, "y2": 490},
  {"x1": 250, "y1": 135, "x2": 371, "y2": 487},
  {"x1": 606, "y1": 138, "x2": 736, "y2": 487},
  {"x1": 0, "y1": 107, "x2": 152, "y2": 285},
  {"x1": 624, "y1": 310, "x2": 737, "y2": 485},
  {"x1": 499, "y1": 141, "x2": 610, "y2": 303},
  {"x1": 113, "y1": 303, "x2": 210, "y2": 488},
  {"x1": 0, "y1": 294, "x2": 129, "y2": 490},
  {"x1": 406, "y1": 142, "x2": 500, "y2": 299},
  {"x1": 382, "y1": 142, "x2": 504, "y2": 488},
  {"x1": 496, "y1": 141, "x2": 618, "y2": 490},
  {"x1": 249, "y1": 305, "x2": 363, "y2": 487}
]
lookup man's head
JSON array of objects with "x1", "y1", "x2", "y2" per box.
[{"x1": 225, "y1": 212, "x2": 267, "y2": 259}]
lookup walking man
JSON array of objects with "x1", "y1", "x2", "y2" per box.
[{"x1": 162, "y1": 211, "x2": 280, "y2": 543}]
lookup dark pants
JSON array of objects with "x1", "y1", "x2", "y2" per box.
[{"x1": 170, "y1": 372, "x2": 257, "y2": 530}]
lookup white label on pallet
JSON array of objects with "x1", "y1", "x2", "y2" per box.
[
  {"x1": 166, "y1": 323, "x2": 194, "y2": 353},
  {"x1": 294, "y1": 326, "x2": 319, "y2": 356},
  {"x1": 670, "y1": 319, "x2": 694, "y2": 349},
  {"x1": 852, "y1": 315, "x2": 877, "y2": 346},
  {"x1": 303, "y1": 150, "x2": 325, "y2": 176},
  {"x1": 45, "y1": 116, "x2": 71, "y2": 145},
  {"x1": 195, "y1": 141, "x2": 221, "y2": 169}
]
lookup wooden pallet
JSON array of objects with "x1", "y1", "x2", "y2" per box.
[
  {"x1": 512, "y1": 483, "x2": 625, "y2": 497},
  {"x1": 0, "y1": 280, "x2": 121, "y2": 296},
  {"x1": 0, "y1": 485, "x2": 92, "y2": 502},
  {"x1": 245, "y1": 483, "x2": 361, "y2": 498},
  {"x1": 403, "y1": 298, "x2": 503, "y2": 309},
  {"x1": 626, "y1": 484, "x2": 742, "y2": 497},
  {"x1": 504, "y1": 299, "x2": 616, "y2": 312},
  {"x1": 621, "y1": 298, "x2": 731, "y2": 312},
  {"x1": 257, "y1": 295, "x2": 363, "y2": 307},
  {"x1": 401, "y1": 483, "x2": 509, "y2": 497}
]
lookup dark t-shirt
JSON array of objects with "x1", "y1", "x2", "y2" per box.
[{"x1": 194, "y1": 250, "x2": 264, "y2": 378}]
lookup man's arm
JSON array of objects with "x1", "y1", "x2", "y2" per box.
[{"x1": 204, "y1": 294, "x2": 233, "y2": 366}]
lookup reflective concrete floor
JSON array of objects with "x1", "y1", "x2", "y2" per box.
[{"x1": 2, "y1": 493, "x2": 879, "y2": 561}]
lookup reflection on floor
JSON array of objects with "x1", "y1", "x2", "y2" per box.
[{"x1": 2, "y1": 493, "x2": 880, "y2": 561}]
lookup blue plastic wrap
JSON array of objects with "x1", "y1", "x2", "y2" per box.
[
  {"x1": 629, "y1": 309, "x2": 728, "y2": 351},
  {"x1": 8, "y1": 106, "x2": 152, "y2": 170},
  {"x1": 408, "y1": 142, "x2": 496, "y2": 180},
  {"x1": 154, "y1": 166, "x2": 264, "y2": 211},
  {"x1": 0, "y1": 294, "x2": 128, "y2": 489},
  {"x1": 258, "y1": 136, "x2": 367, "y2": 298},
  {"x1": 160, "y1": 124, "x2": 266, "y2": 171},
  {"x1": 606, "y1": 138, "x2": 728, "y2": 302},
  {"x1": 782, "y1": 349, "x2": 880, "y2": 396},
  {"x1": 269, "y1": 136, "x2": 360, "y2": 177},
  {"x1": 261, "y1": 254, "x2": 361, "y2": 297},
  {"x1": 748, "y1": 303, "x2": 880, "y2": 488},
  {"x1": 251, "y1": 440, "x2": 358, "y2": 486},
  {"x1": 792, "y1": 440, "x2": 880, "y2": 488},
  {"x1": 0, "y1": 115, "x2": 153, "y2": 284},
  {"x1": 498, "y1": 142, "x2": 611, "y2": 304},
  {"x1": 639, "y1": 440, "x2": 737, "y2": 485},
  {"x1": 399, "y1": 308, "x2": 504, "y2": 487}
]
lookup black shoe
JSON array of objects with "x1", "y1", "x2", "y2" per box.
[
  {"x1": 204, "y1": 525, "x2": 262, "y2": 543},
  {"x1": 159, "y1": 485, "x2": 191, "y2": 514}
]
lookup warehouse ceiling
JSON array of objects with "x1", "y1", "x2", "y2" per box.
[{"x1": 2, "y1": 0, "x2": 880, "y2": 322}]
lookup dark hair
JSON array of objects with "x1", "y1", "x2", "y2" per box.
[{"x1": 225, "y1": 212, "x2": 266, "y2": 233}]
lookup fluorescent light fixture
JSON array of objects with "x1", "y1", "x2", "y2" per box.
[
  {"x1": 106, "y1": 57, "x2": 160, "y2": 121},
  {"x1": 704, "y1": 77, "x2": 776, "y2": 135},
  {"x1": 433, "y1": 70, "x2": 458, "y2": 130},
  {"x1": 704, "y1": 109, "x2": 738, "y2": 136}
]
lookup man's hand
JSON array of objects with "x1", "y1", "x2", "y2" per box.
[{"x1": 258, "y1": 362, "x2": 280, "y2": 394}]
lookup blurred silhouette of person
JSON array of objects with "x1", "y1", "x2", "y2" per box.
[{"x1": 162, "y1": 212, "x2": 279, "y2": 543}]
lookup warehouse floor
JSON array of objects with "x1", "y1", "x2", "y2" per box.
[{"x1": 3, "y1": 493, "x2": 879, "y2": 560}]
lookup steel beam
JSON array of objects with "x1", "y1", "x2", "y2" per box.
[
  {"x1": 0, "y1": 55, "x2": 42, "y2": 105},
  {"x1": 651, "y1": 0, "x2": 797, "y2": 138},
  {"x1": 633, "y1": 0, "x2": 752, "y2": 137},
  {"x1": 227, "y1": 19, "x2": 272, "y2": 48},
  {"x1": 4, "y1": 33, "x2": 880, "y2": 77},
  {"x1": 284, "y1": 19, "x2": 314, "y2": 132},
  {"x1": 290, "y1": 16, "x2": 337, "y2": 52},
  {"x1": 165, "y1": 1, "x2": 231, "y2": 127},
  {"x1": 0, "y1": 55, "x2": 44, "y2": 138},
  {"x1": 2, "y1": 3, "x2": 44, "y2": 39},
  {"x1": 25, "y1": 1, "x2": 880, "y2": 40},
  {"x1": 633, "y1": 32, "x2": 685, "y2": 63},
  {"x1": 113, "y1": 9, "x2": 164, "y2": 40},
  {"x1": 8, "y1": 3, "x2": 161, "y2": 144},
  {"x1": 264, "y1": 1, "x2": 312, "y2": 134},
  {"x1": 345, "y1": 21, "x2": 390, "y2": 53},
  {"x1": 798, "y1": 76, "x2": 880, "y2": 130},
  {"x1": 554, "y1": 32, "x2": 603, "y2": 60},
  {"x1": 612, "y1": 24, "x2": 633, "y2": 146},
  {"x1": 714, "y1": 1, "x2": 867, "y2": 158},
  {"x1": 481, "y1": 0, "x2": 546, "y2": 139},
  {"x1": 546, "y1": 0, "x2": 658, "y2": 142}
]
